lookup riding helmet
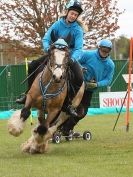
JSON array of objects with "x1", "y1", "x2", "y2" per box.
[
  {"x1": 65, "y1": 0, "x2": 83, "y2": 15},
  {"x1": 98, "y1": 39, "x2": 112, "y2": 49}
]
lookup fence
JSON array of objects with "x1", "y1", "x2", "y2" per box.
[
  {"x1": 0, "y1": 60, "x2": 128, "y2": 110},
  {"x1": 0, "y1": 65, "x2": 27, "y2": 110}
]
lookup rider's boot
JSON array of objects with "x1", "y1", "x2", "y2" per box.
[
  {"x1": 60, "y1": 116, "x2": 79, "y2": 136},
  {"x1": 16, "y1": 93, "x2": 26, "y2": 104}
]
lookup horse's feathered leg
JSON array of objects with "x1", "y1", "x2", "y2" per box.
[
  {"x1": 31, "y1": 109, "x2": 64, "y2": 142},
  {"x1": 21, "y1": 109, "x2": 61, "y2": 154},
  {"x1": 32, "y1": 108, "x2": 61, "y2": 139},
  {"x1": 8, "y1": 94, "x2": 32, "y2": 137},
  {"x1": 21, "y1": 130, "x2": 49, "y2": 154},
  {"x1": 8, "y1": 110, "x2": 25, "y2": 137},
  {"x1": 20, "y1": 107, "x2": 31, "y2": 121}
]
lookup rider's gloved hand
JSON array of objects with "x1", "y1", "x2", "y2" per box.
[{"x1": 86, "y1": 81, "x2": 97, "y2": 89}]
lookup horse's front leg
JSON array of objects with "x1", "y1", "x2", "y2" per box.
[
  {"x1": 33, "y1": 108, "x2": 61, "y2": 142},
  {"x1": 8, "y1": 94, "x2": 32, "y2": 137},
  {"x1": 21, "y1": 110, "x2": 48, "y2": 154},
  {"x1": 34, "y1": 109, "x2": 48, "y2": 136},
  {"x1": 46, "y1": 111, "x2": 69, "y2": 140},
  {"x1": 21, "y1": 130, "x2": 49, "y2": 154},
  {"x1": 31, "y1": 109, "x2": 61, "y2": 153},
  {"x1": 44, "y1": 110, "x2": 70, "y2": 141}
]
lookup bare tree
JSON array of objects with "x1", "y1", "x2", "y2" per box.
[
  {"x1": 83, "y1": 0, "x2": 123, "y2": 48},
  {"x1": 0, "y1": 0, "x2": 123, "y2": 54}
]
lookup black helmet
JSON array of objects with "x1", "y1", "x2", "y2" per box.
[{"x1": 66, "y1": 0, "x2": 83, "y2": 15}]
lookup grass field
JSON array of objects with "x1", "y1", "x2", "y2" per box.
[{"x1": 0, "y1": 113, "x2": 133, "y2": 177}]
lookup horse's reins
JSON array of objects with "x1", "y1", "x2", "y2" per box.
[
  {"x1": 20, "y1": 61, "x2": 46, "y2": 85},
  {"x1": 39, "y1": 71, "x2": 66, "y2": 99},
  {"x1": 39, "y1": 61, "x2": 67, "y2": 112}
]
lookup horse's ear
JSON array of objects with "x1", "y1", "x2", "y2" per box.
[
  {"x1": 65, "y1": 32, "x2": 72, "y2": 46},
  {"x1": 51, "y1": 30, "x2": 56, "y2": 43}
]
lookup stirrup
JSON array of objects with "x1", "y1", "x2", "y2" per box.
[{"x1": 67, "y1": 105, "x2": 78, "y2": 117}]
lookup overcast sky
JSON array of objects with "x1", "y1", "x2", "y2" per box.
[{"x1": 115, "y1": 0, "x2": 133, "y2": 38}]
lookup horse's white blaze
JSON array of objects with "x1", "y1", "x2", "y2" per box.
[
  {"x1": 53, "y1": 49, "x2": 66, "y2": 79},
  {"x1": 54, "y1": 49, "x2": 65, "y2": 65}
]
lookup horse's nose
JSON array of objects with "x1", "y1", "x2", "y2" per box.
[
  {"x1": 53, "y1": 74, "x2": 62, "y2": 83},
  {"x1": 53, "y1": 74, "x2": 56, "y2": 80}
]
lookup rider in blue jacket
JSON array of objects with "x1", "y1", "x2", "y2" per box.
[
  {"x1": 79, "y1": 41, "x2": 115, "y2": 88},
  {"x1": 16, "y1": 0, "x2": 84, "y2": 117},
  {"x1": 60, "y1": 39, "x2": 115, "y2": 135},
  {"x1": 42, "y1": 12, "x2": 83, "y2": 61}
]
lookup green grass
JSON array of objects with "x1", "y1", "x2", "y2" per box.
[{"x1": 0, "y1": 113, "x2": 133, "y2": 177}]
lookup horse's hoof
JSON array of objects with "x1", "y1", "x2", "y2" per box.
[
  {"x1": 21, "y1": 136, "x2": 34, "y2": 153},
  {"x1": 29, "y1": 148, "x2": 39, "y2": 154},
  {"x1": 8, "y1": 120, "x2": 24, "y2": 136},
  {"x1": 8, "y1": 110, "x2": 25, "y2": 137},
  {"x1": 21, "y1": 142, "x2": 31, "y2": 153},
  {"x1": 29, "y1": 144, "x2": 48, "y2": 154},
  {"x1": 8, "y1": 126, "x2": 23, "y2": 137},
  {"x1": 41, "y1": 142, "x2": 49, "y2": 153}
]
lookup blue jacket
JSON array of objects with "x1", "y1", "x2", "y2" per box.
[
  {"x1": 42, "y1": 17, "x2": 84, "y2": 61},
  {"x1": 78, "y1": 49, "x2": 115, "y2": 88}
]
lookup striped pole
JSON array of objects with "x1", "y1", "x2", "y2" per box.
[
  {"x1": 125, "y1": 38, "x2": 133, "y2": 131},
  {"x1": 25, "y1": 58, "x2": 33, "y2": 125}
]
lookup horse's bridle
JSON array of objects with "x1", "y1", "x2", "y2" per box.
[
  {"x1": 39, "y1": 46, "x2": 71, "y2": 114},
  {"x1": 47, "y1": 48, "x2": 69, "y2": 79}
]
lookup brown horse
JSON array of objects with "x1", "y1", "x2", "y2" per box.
[{"x1": 8, "y1": 36, "x2": 85, "y2": 154}]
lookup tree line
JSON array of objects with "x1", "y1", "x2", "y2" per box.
[
  {"x1": 111, "y1": 35, "x2": 130, "y2": 60},
  {"x1": 0, "y1": 0, "x2": 129, "y2": 60}
]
